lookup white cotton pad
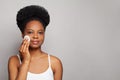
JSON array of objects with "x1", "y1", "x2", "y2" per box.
[{"x1": 24, "y1": 35, "x2": 30, "y2": 42}]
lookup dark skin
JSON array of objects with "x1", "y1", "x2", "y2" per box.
[{"x1": 8, "y1": 20, "x2": 63, "y2": 80}]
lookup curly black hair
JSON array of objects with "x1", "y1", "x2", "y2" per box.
[{"x1": 16, "y1": 5, "x2": 50, "y2": 33}]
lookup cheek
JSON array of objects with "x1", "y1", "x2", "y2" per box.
[
  {"x1": 39, "y1": 35, "x2": 45, "y2": 45},
  {"x1": 40, "y1": 35, "x2": 45, "y2": 41}
]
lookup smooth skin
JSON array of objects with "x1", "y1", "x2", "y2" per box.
[{"x1": 8, "y1": 20, "x2": 63, "y2": 80}]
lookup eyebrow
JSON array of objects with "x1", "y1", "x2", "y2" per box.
[{"x1": 26, "y1": 29, "x2": 44, "y2": 31}]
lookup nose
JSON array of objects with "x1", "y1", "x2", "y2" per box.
[{"x1": 33, "y1": 33, "x2": 38, "y2": 39}]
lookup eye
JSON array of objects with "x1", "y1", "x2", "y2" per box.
[
  {"x1": 38, "y1": 31, "x2": 44, "y2": 34},
  {"x1": 27, "y1": 31, "x2": 33, "y2": 34}
]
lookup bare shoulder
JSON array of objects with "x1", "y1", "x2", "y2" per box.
[
  {"x1": 50, "y1": 55, "x2": 63, "y2": 71},
  {"x1": 8, "y1": 55, "x2": 19, "y2": 67},
  {"x1": 50, "y1": 55, "x2": 62, "y2": 64},
  {"x1": 8, "y1": 55, "x2": 18, "y2": 62},
  {"x1": 8, "y1": 55, "x2": 20, "y2": 80}
]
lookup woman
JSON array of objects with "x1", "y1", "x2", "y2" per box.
[{"x1": 8, "y1": 5, "x2": 63, "y2": 80}]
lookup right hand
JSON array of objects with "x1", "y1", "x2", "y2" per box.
[{"x1": 19, "y1": 38, "x2": 30, "y2": 63}]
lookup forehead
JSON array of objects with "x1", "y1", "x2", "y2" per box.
[{"x1": 25, "y1": 20, "x2": 44, "y2": 30}]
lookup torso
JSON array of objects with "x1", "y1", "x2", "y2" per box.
[
  {"x1": 17, "y1": 53, "x2": 54, "y2": 80},
  {"x1": 28, "y1": 54, "x2": 49, "y2": 73}
]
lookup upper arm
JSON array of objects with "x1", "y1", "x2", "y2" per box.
[
  {"x1": 51, "y1": 56, "x2": 63, "y2": 80},
  {"x1": 8, "y1": 56, "x2": 19, "y2": 80}
]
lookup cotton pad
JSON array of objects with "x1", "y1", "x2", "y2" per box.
[{"x1": 24, "y1": 35, "x2": 30, "y2": 42}]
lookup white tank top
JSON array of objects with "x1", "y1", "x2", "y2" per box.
[{"x1": 17, "y1": 54, "x2": 54, "y2": 80}]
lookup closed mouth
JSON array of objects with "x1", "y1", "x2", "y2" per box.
[{"x1": 31, "y1": 40, "x2": 40, "y2": 44}]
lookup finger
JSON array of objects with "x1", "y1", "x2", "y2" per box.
[
  {"x1": 21, "y1": 38, "x2": 27, "y2": 45},
  {"x1": 26, "y1": 40, "x2": 30, "y2": 50},
  {"x1": 22, "y1": 40, "x2": 30, "y2": 53},
  {"x1": 19, "y1": 39, "x2": 28, "y2": 53}
]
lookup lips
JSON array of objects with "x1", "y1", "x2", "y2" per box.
[{"x1": 31, "y1": 40, "x2": 40, "y2": 45}]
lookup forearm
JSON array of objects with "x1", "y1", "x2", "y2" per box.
[{"x1": 16, "y1": 61, "x2": 30, "y2": 80}]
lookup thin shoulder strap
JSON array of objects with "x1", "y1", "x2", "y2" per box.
[
  {"x1": 17, "y1": 54, "x2": 22, "y2": 64},
  {"x1": 48, "y1": 54, "x2": 51, "y2": 67}
]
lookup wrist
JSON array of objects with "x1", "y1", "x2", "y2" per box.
[{"x1": 22, "y1": 59, "x2": 30, "y2": 64}]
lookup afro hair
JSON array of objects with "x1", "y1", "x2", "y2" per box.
[{"x1": 16, "y1": 5, "x2": 50, "y2": 33}]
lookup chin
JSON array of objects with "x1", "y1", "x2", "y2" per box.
[{"x1": 29, "y1": 45, "x2": 41, "y2": 49}]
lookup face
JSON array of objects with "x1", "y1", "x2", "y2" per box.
[{"x1": 23, "y1": 20, "x2": 45, "y2": 49}]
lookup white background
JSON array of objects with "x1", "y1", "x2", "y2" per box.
[{"x1": 0, "y1": 0, "x2": 120, "y2": 80}]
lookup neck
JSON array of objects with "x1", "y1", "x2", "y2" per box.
[{"x1": 29, "y1": 47, "x2": 43, "y2": 57}]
